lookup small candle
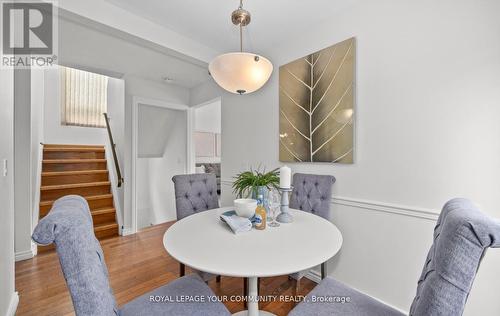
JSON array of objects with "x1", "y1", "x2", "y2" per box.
[{"x1": 279, "y1": 166, "x2": 291, "y2": 189}]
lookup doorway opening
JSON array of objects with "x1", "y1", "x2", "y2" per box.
[
  {"x1": 193, "y1": 98, "x2": 222, "y2": 198},
  {"x1": 132, "y1": 98, "x2": 191, "y2": 231}
]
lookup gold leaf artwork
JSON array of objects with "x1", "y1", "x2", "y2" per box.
[{"x1": 279, "y1": 37, "x2": 355, "y2": 163}]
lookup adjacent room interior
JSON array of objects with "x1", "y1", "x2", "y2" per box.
[{"x1": 194, "y1": 98, "x2": 222, "y2": 196}]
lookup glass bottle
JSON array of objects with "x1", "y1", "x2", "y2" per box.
[{"x1": 254, "y1": 194, "x2": 267, "y2": 230}]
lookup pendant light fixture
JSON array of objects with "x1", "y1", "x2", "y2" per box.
[{"x1": 208, "y1": 0, "x2": 273, "y2": 95}]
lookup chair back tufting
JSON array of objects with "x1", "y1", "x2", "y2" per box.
[
  {"x1": 172, "y1": 173, "x2": 220, "y2": 220},
  {"x1": 289, "y1": 173, "x2": 335, "y2": 220},
  {"x1": 409, "y1": 198, "x2": 500, "y2": 316},
  {"x1": 32, "y1": 195, "x2": 118, "y2": 316}
]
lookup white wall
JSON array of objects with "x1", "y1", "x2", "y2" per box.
[
  {"x1": 14, "y1": 69, "x2": 34, "y2": 261},
  {"x1": 13, "y1": 69, "x2": 45, "y2": 262},
  {"x1": 30, "y1": 70, "x2": 44, "y2": 247},
  {"x1": 105, "y1": 77, "x2": 126, "y2": 223},
  {"x1": 135, "y1": 157, "x2": 152, "y2": 229},
  {"x1": 137, "y1": 104, "x2": 179, "y2": 158},
  {"x1": 107, "y1": 77, "x2": 125, "y2": 161},
  {"x1": 136, "y1": 105, "x2": 187, "y2": 228},
  {"x1": 190, "y1": 1, "x2": 500, "y2": 314},
  {"x1": 194, "y1": 100, "x2": 221, "y2": 134},
  {"x1": 43, "y1": 67, "x2": 107, "y2": 145},
  {"x1": 14, "y1": 69, "x2": 44, "y2": 261},
  {"x1": 0, "y1": 67, "x2": 17, "y2": 315}
]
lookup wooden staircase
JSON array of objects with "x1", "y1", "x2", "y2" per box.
[{"x1": 38, "y1": 144, "x2": 119, "y2": 253}]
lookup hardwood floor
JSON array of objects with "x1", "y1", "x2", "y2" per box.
[{"x1": 15, "y1": 222, "x2": 317, "y2": 316}]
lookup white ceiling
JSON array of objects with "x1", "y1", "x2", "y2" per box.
[
  {"x1": 59, "y1": 10, "x2": 210, "y2": 88},
  {"x1": 103, "y1": 0, "x2": 356, "y2": 56},
  {"x1": 58, "y1": 1, "x2": 357, "y2": 88}
]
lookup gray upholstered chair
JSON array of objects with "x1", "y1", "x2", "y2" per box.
[
  {"x1": 172, "y1": 173, "x2": 220, "y2": 282},
  {"x1": 289, "y1": 198, "x2": 500, "y2": 316},
  {"x1": 32, "y1": 195, "x2": 230, "y2": 316},
  {"x1": 288, "y1": 173, "x2": 336, "y2": 294},
  {"x1": 196, "y1": 163, "x2": 221, "y2": 194}
]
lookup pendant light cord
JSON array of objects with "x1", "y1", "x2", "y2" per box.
[
  {"x1": 239, "y1": 0, "x2": 243, "y2": 52},
  {"x1": 240, "y1": 23, "x2": 243, "y2": 52}
]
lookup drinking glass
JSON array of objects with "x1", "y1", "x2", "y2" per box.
[{"x1": 268, "y1": 189, "x2": 281, "y2": 227}]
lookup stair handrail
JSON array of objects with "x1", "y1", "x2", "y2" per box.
[{"x1": 103, "y1": 113, "x2": 124, "y2": 187}]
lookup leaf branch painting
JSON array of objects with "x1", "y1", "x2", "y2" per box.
[{"x1": 279, "y1": 37, "x2": 355, "y2": 163}]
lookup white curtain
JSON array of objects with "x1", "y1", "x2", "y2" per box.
[{"x1": 61, "y1": 66, "x2": 108, "y2": 128}]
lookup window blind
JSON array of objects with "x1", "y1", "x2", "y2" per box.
[{"x1": 61, "y1": 66, "x2": 108, "y2": 128}]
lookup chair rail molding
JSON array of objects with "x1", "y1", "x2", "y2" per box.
[
  {"x1": 332, "y1": 196, "x2": 439, "y2": 221},
  {"x1": 221, "y1": 179, "x2": 439, "y2": 221}
]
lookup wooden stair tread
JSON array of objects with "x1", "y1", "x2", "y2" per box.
[
  {"x1": 42, "y1": 170, "x2": 108, "y2": 176},
  {"x1": 43, "y1": 159, "x2": 107, "y2": 163},
  {"x1": 40, "y1": 193, "x2": 113, "y2": 206},
  {"x1": 92, "y1": 207, "x2": 115, "y2": 216},
  {"x1": 40, "y1": 206, "x2": 115, "y2": 215},
  {"x1": 44, "y1": 147, "x2": 105, "y2": 152},
  {"x1": 94, "y1": 222, "x2": 118, "y2": 232},
  {"x1": 41, "y1": 181, "x2": 111, "y2": 191},
  {"x1": 44, "y1": 144, "x2": 104, "y2": 148}
]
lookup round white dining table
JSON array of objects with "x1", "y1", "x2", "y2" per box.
[{"x1": 163, "y1": 207, "x2": 343, "y2": 316}]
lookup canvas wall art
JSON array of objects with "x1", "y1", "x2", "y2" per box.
[{"x1": 279, "y1": 37, "x2": 355, "y2": 163}]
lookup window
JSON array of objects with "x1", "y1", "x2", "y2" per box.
[{"x1": 60, "y1": 66, "x2": 108, "y2": 128}]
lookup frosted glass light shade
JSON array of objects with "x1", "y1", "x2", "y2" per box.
[{"x1": 209, "y1": 52, "x2": 273, "y2": 95}]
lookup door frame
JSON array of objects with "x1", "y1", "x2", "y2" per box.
[{"x1": 130, "y1": 96, "x2": 193, "y2": 234}]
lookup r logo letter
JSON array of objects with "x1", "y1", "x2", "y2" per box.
[{"x1": 2, "y1": 2, "x2": 53, "y2": 54}]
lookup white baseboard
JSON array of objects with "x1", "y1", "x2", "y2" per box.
[
  {"x1": 6, "y1": 292, "x2": 19, "y2": 316},
  {"x1": 304, "y1": 270, "x2": 408, "y2": 315},
  {"x1": 15, "y1": 244, "x2": 36, "y2": 262},
  {"x1": 31, "y1": 241, "x2": 38, "y2": 257},
  {"x1": 121, "y1": 227, "x2": 134, "y2": 236}
]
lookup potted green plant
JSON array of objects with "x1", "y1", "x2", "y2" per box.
[{"x1": 232, "y1": 167, "x2": 280, "y2": 200}]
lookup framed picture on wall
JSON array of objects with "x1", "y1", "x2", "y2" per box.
[{"x1": 279, "y1": 37, "x2": 355, "y2": 164}]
